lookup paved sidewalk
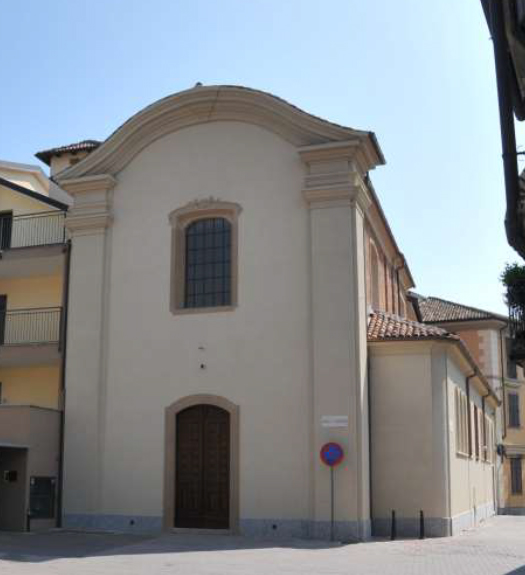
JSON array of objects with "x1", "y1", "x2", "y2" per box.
[{"x1": 0, "y1": 516, "x2": 524, "y2": 574}]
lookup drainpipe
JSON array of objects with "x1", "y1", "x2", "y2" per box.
[
  {"x1": 367, "y1": 357, "x2": 374, "y2": 533},
  {"x1": 56, "y1": 239, "x2": 71, "y2": 528},
  {"x1": 488, "y1": 0, "x2": 525, "y2": 256},
  {"x1": 499, "y1": 326, "x2": 508, "y2": 439}
]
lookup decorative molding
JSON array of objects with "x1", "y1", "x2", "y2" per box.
[
  {"x1": 301, "y1": 164, "x2": 372, "y2": 211},
  {"x1": 53, "y1": 86, "x2": 385, "y2": 178},
  {"x1": 163, "y1": 394, "x2": 240, "y2": 533},
  {"x1": 298, "y1": 140, "x2": 381, "y2": 176},
  {"x1": 169, "y1": 199, "x2": 241, "y2": 314},
  {"x1": 62, "y1": 175, "x2": 116, "y2": 236},
  {"x1": 168, "y1": 198, "x2": 242, "y2": 227},
  {"x1": 57, "y1": 174, "x2": 117, "y2": 196}
]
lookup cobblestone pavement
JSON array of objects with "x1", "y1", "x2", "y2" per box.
[{"x1": 0, "y1": 516, "x2": 524, "y2": 574}]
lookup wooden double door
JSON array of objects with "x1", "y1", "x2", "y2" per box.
[{"x1": 175, "y1": 404, "x2": 230, "y2": 529}]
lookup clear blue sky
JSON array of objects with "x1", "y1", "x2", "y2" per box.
[{"x1": 0, "y1": 0, "x2": 520, "y2": 314}]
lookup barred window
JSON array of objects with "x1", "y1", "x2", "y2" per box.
[
  {"x1": 511, "y1": 458, "x2": 523, "y2": 495},
  {"x1": 184, "y1": 218, "x2": 232, "y2": 309}
]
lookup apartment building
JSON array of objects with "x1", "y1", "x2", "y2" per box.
[{"x1": 0, "y1": 160, "x2": 69, "y2": 531}]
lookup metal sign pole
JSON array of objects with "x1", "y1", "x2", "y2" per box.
[{"x1": 330, "y1": 466, "x2": 334, "y2": 542}]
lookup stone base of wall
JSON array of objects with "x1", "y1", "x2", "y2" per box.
[
  {"x1": 498, "y1": 507, "x2": 525, "y2": 515},
  {"x1": 240, "y1": 519, "x2": 370, "y2": 542},
  {"x1": 64, "y1": 514, "x2": 162, "y2": 534},
  {"x1": 64, "y1": 514, "x2": 370, "y2": 542},
  {"x1": 450, "y1": 501, "x2": 495, "y2": 535},
  {"x1": 372, "y1": 502, "x2": 495, "y2": 538},
  {"x1": 372, "y1": 516, "x2": 449, "y2": 538}
]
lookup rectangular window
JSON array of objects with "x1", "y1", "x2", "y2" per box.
[
  {"x1": 511, "y1": 458, "x2": 523, "y2": 495},
  {"x1": 474, "y1": 406, "x2": 479, "y2": 459},
  {"x1": 482, "y1": 414, "x2": 487, "y2": 461},
  {"x1": 455, "y1": 389, "x2": 471, "y2": 456},
  {"x1": 507, "y1": 338, "x2": 518, "y2": 379},
  {"x1": 455, "y1": 389, "x2": 461, "y2": 453},
  {"x1": 509, "y1": 393, "x2": 521, "y2": 428}
]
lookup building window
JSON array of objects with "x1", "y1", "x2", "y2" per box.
[
  {"x1": 184, "y1": 218, "x2": 231, "y2": 308},
  {"x1": 455, "y1": 388, "x2": 470, "y2": 456},
  {"x1": 169, "y1": 199, "x2": 241, "y2": 314},
  {"x1": 399, "y1": 297, "x2": 406, "y2": 318},
  {"x1": 474, "y1": 406, "x2": 480, "y2": 460},
  {"x1": 507, "y1": 338, "x2": 518, "y2": 379},
  {"x1": 511, "y1": 458, "x2": 523, "y2": 495},
  {"x1": 370, "y1": 243, "x2": 380, "y2": 310},
  {"x1": 509, "y1": 392, "x2": 521, "y2": 428}
]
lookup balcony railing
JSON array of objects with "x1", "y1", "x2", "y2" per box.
[
  {"x1": 1, "y1": 308, "x2": 62, "y2": 346},
  {"x1": 0, "y1": 211, "x2": 66, "y2": 250},
  {"x1": 507, "y1": 279, "x2": 525, "y2": 361}
]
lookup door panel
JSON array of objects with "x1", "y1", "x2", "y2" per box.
[{"x1": 175, "y1": 404, "x2": 230, "y2": 529}]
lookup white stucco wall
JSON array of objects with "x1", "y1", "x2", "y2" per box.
[{"x1": 369, "y1": 344, "x2": 441, "y2": 522}]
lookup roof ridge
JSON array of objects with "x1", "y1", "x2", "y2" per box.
[{"x1": 422, "y1": 295, "x2": 498, "y2": 318}]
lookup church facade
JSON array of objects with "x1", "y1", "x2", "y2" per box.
[{"x1": 44, "y1": 86, "x2": 499, "y2": 540}]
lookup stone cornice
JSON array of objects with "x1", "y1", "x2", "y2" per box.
[
  {"x1": 299, "y1": 142, "x2": 373, "y2": 211},
  {"x1": 54, "y1": 86, "x2": 385, "y2": 178},
  {"x1": 302, "y1": 170, "x2": 372, "y2": 211},
  {"x1": 298, "y1": 140, "x2": 381, "y2": 176},
  {"x1": 57, "y1": 174, "x2": 117, "y2": 196}
]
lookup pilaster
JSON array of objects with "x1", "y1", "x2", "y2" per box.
[
  {"x1": 300, "y1": 142, "x2": 372, "y2": 540},
  {"x1": 60, "y1": 174, "x2": 115, "y2": 518}
]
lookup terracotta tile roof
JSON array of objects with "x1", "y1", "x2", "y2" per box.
[
  {"x1": 35, "y1": 140, "x2": 101, "y2": 165},
  {"x1": 410, "y1": 294, "x2": 506, "y2": 323},
  {"x1": 367, "y1": 310, "x2": 500, "y2": 405},
  {"x1": 368, "y1": 310, "x2": 459, "y2": 342}
]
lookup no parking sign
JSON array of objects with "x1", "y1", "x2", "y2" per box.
[
  {"x1": 320, "y1": 442, "x2": 344, "y2": 467},
  {"x1": 320, "y1": 442, "x2": 344, "y2": 541}
]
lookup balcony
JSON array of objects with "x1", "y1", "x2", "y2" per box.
[
  {"x1": 1, "y1": 211, "x2": 66, "y2": 250},
  {"x1": 0, "y1": 212, "x2": 66, "y2": 278},
  {"x1": 0, "y1": 307, "x2": 62, "y2": 367},
  {"x1": 507, "y1": 279, "x2": 525, "y2": 362}
]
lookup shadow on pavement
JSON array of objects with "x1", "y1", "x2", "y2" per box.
[{"x1": 0, "y1": 531, "x2": 341, "y2": 563}]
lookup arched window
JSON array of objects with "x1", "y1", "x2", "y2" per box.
[
  {"x1": 185, "y1": 217, "x2": 232, "y2": 308},
  {"x1": 370, "y1": 243, "x2": 380, "y2": 310},
  {"x1": 169, "y1": 200, "x2": 241, "y2": 314}
]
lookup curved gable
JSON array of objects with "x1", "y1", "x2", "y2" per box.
[{"x1": 56, "y1": 85, "x2": 384, "y2": 181}]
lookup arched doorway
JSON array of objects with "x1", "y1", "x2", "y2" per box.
[
  {"x1": 163, "y1": 395, "x2": 239, "y2": 532},
  {"x1": 175, "y1": 404, "x2": 230, "y2": 528}
]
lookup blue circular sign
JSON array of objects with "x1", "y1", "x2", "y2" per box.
[{"x1": 320, "y1": 442, "x2": 344, "y2": 467}]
